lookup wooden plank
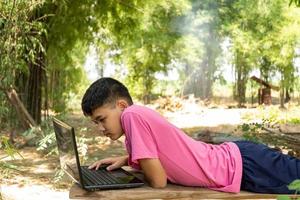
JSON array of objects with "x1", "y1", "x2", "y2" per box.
[
  {"x1": 250, "y1": 76, "x2": 280, "y2": 91},
  {"x1": 69, "y1": 167, "x2": 291, "y2": 200},
  {"x1": 69, "y1": 183, "x2": 283, "y2": 200}
]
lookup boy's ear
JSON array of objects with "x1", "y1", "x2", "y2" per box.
[{"x1": 116, "y1": 99, "x2": 129, "y2": 110}]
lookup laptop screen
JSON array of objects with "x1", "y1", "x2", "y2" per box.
[{"x1": 53, "y1": 118, "x2": 82, "y2": 184}]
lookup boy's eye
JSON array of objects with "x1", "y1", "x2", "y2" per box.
[{"x1": 93, "y1": 118, "x2": 105, "y2": 124}]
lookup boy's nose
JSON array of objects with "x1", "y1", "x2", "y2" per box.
[{"x1": 97, "y1": 123, "x2": 106, "y2": 132}]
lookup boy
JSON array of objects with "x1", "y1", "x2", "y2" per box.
[{"x1": 81, "y1": 77, "x2": 300, "y2": 194}]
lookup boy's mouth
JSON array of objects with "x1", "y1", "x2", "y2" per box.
[{"x1": 103, "y1": 132, "x2": 110, "y2": 137}]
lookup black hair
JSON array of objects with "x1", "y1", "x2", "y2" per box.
[{"x1": 81, "y1": 77, "x2": 133, "y2": 116}]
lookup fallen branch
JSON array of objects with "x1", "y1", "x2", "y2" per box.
[
  {"x1": 262, "y1": 127, "x2": 300, "y2": 142},
  {"x1": 0, "y1": 86, "x2": 38, "y2": 130},
  {"x1": 262, "y1": 126, "x2": 300, "y2": 152}
]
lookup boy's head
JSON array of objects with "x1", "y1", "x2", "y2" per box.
[
  {"x1": 81, "y1": 77, "x2": 133, "y2": 116},
  {"x1": 81, "y1": 77, "x2": 133, "y2": 140}
]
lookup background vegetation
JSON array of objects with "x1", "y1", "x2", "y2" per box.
[
  {"x1": 1, "y1": 0, "x2": 300, "y2": 128},
  {"x1": 0, "y1": 1, "x2": 299, "y2": 140}
]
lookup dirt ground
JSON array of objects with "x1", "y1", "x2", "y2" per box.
[{"x1": 0, "y1": 101, "x2": 299, "y2": 200}]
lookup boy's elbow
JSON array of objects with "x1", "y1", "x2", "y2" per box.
[{"x1": 150, "y1": 180, "x2": 167, "y2": 189}]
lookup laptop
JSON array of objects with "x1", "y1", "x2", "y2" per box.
[{"x1": 52, "y1": 117, "x2": 144, "y2": 191}]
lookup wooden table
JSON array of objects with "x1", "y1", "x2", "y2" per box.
[{"x1": 69, "y1": 167, "x2": 289, "y2": 200}]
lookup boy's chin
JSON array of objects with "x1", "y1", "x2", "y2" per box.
[{"x1": 109, "y1": 134, "x2": 122, "y2": 140}]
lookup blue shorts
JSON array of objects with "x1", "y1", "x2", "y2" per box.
[{"x1": 233, "y1": 141, "x2": 300, "y2": 194}]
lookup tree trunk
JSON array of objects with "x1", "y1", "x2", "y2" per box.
[
  {"x1": 236, "y1": 68, "x2": 247, "y2": 106},
  {"x1": 26, "y1": 58, "x2": 43, "y2": 124},
  {"x1": 10, "y1": 20, "x2": 47, "y2": 125},
  {"x1": 23, "y1": 8, "x2": 48, "y2": 124},
  {"x1": 194, "y1": 25, "x2": 216, "y2": 100},
  {"x1": 197, "y1": 57, "x2": 212, "y2": 100},
  {"x1": 234, "y1": 51, "x2": 248, "y2": 107},
  {"x1": 43, "y1": 68, "x2": 49, "y2": 120},
  {"x1": 279, "y1": 77, "x2": 285, "y2": 108},
  {"x1": 3, "y1": 88, "x2": 37, "y2": 129},
  {"x1": 204, "y1": 42, "x2": 215, "y2": 99},
  {"x1": 143, "y1": 71, "x2": 152, "y2": 104}
]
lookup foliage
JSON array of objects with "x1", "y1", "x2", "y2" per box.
[
  {"x1": 237, "y1": 105, "x2": 300, "y2": 144},
  {"x1": 242, "y1": 105, "x2": 300, "y2": 125},
  {"x1": 223, "y1": 0, "x2": 280, "y2": 104},
  {"x1": 45, "y1": 0, "x2": 92, "y2": 112},
  {"x1": 0, "y1": 92, "x2": 12, "y2": 128},
  {"x1": 217, "y1": 0, "x2": 300, "y2": 106},
  {"x1": 89, "y1": 1, "x2": 190, "y2": 102},
  {"x1": 0, "y1": 0, "x2": 90, "y2": 124},
  {"x1": 19, "y1": 118, "x2": 57, "y2": 155},
  {"x1": 53, "y1": 167, "x2": 65, "y2": 184},
  {"x1": 0, "y1": 0, "x2": 47, "y2": 125},
  {"x1": 277, "y1": 179, "x2": 300, "y2": 200},
  {"x1": 288, "y1": 180, "x2": 300, "y2": 192},
  {"x1": 238, "y1": 122, "x2": 264, "y2": 143},
  {"x1": 236, "y1": 118, "x2": 284, "y2": 145},
  {"x1": 1, "y1": 0, "x2": 300, "y2": 128},
  {"x1": 0, "y1": 136, "x2": 23, "y2": 178},
  {"x1": 288, "y1": 179, "x2": 300, "y2": 194},
  {"x1": 22, "y1": 116, "x2": 88, "y2": 159},
  {"x1": 0, "y1": 0, "x2": 46, "y2": 86},
  {"x1": 170, "y1": 0, "x2": 225, "y2": 99},
  {"x1": 0, "y1": 136, "x2": 22, "y2": 161},
  {"x1": 35, "y1": 122, "x2": 57, "y2": 156},
  {"x1": 289, "y1": 0, "x2": 300, "y2": 7}
]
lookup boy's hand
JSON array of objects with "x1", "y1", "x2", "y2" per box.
[{"x1": 88, "y1": 155, "x2": 128, "y2": 171}]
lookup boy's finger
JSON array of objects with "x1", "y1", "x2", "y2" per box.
[
  {"x1": 107, "y1": 163, "x2": 118, "y2": 171},
  {"x1": 95, "y1": 162, "x2": 112, "y2": 170},
  {"x1": 106, "y1": 165, "x2": 113, "y2": 171},
  {"x1": 88, "y1": 161, "x2": 101, "y2": 169},
  {"x1": 88, "y1": 158, "x2": 114, "y2": 169},
  {"x1": 95, "y1": 163, "x2": 103, "y2": 170},
  {"x1": 88, "y1": 163, "x2": 95, "y2": 169}
]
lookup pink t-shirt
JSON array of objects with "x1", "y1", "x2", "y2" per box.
[{"x1": 121, "y1": 105, "x2": 242, "y2": 193}]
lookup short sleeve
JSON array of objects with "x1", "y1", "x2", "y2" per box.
[{"x1": 122, "y1": 112, "x2": 158, "y2": 166}]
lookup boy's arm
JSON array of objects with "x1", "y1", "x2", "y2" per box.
[{"x1": 139, "y1": 158, "x2": 167, "y2": 188}]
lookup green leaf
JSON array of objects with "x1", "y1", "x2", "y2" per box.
[{"x1": 288, "y1": 179, "x2": 300, "y2": 191}]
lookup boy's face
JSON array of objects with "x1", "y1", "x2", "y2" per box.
[{"x1": 90, "y1": 100, "x2": 128, "y2": 141}]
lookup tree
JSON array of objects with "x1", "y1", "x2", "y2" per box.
[
  {"x1": 0, "y1": 0, "x2": 92, "y2": 129},
  {"x1": 219, "y1": 0, "x2": 299, "y2": 106},
  {"x1": 91, "y1": 1, "x2": 189, "y2": 103},
  {"x1": 1, "y1": 0, "x2": 190, "y2": 127},
  {"x1": 0, "y1": 0, "x2": 46, "y2": 127},
  {"x1": 270, "y1": 5, "x2": 300, "y2": 107},
  {"x1": 174, "y1": 1, "x2": 223, "y2": 100}
]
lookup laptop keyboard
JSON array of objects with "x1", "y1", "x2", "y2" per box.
[{"x1": 81, "y1": 166, "x2": 120, "y2": 185}]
